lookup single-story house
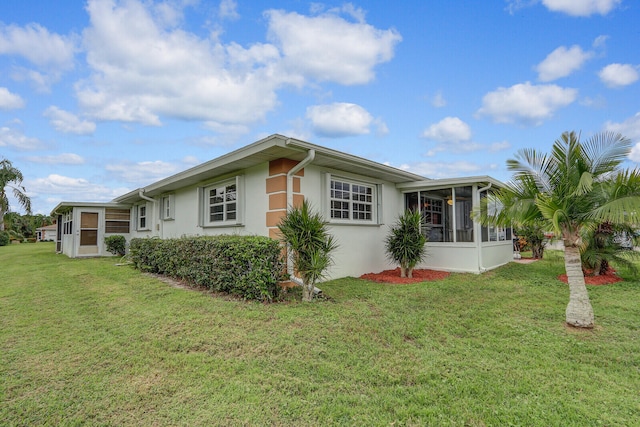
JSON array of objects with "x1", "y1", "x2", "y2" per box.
[
  {"x1": 51, "y1": 134, "x2": 513, "y2": 278},
  {"x1": 35, "y1": 224, "x2": 58, "y2": 241}
]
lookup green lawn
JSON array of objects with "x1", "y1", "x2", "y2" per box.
[{"x1": 1, "y1": 243, "x2": 639, "y2": 426}]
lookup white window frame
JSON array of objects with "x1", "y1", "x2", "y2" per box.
[
  {"x1": 326, "y1": 175, "x2": 378, "y2": 225},
  {"x1": 161, "y1": 194, "x2": 175, "y2": 221},
  {"x1": 136, "y1": 203, "x2": 150, "y2": 231},
  {"x1": 200, "y1": 176, "x2": 244, "y2": 227}
]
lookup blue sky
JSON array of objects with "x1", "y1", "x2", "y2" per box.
[{"x1": 1, "y1": 0, "x2": 639, "y2": 215}]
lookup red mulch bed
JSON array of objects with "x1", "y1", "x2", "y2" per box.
[
  {"x1": 557, "y1": 268, "x2": 623, "y2": 286},
  {"x1": 360, "y1": 268, "x2": 450, "y2": 284}
]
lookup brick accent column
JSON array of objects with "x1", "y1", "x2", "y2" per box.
[{"x1": 266, "y1": 158, "x2": 304, "y2": 239}]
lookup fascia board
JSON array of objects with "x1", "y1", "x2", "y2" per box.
[{"x1": 396, "y1": 176, "x2": 505, "y2": 190}]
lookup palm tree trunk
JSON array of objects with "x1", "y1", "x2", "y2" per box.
[
  {"x1": 302, "y1": 280, "x2": 314, "y2": 302},
  {"x1": 564, "y1": 244, "x2": 594, "y2": 328}
]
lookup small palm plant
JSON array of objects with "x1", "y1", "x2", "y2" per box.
[
  {"x1": 278, "y1": 200, "x2": 338, "y2": 302},
  {"x1": 385, "y1": 209, "x2": 428, "y2": 278},
  {"x1": 580, "y1": 222, "x2": 639, "y2": 277}
]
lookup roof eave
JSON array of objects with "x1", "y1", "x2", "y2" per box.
[{"x1": 396, "y1": 175, "x2": 504, "y2": 190}]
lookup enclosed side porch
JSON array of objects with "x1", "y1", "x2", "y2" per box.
[
  {"x1": 51, "y1": 202, "x2": 132, "y2": 258},
  {"x1": 397, "y1": 177, "x2": 513, "y2": 273}
]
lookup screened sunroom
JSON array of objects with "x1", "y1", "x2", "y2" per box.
[{"x1": 397, "y1": 177, "x2": 514, "y2": 273}]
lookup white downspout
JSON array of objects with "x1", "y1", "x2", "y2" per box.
[
  {"x1": 477, "y1": 183, "x2": 492, "y2": 273},
  {"x1": 283, "y1": 141, "x2": 319, "y2": 292}
]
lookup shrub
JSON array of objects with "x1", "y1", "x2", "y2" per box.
[
  {"x1": 129, "y1": 235, "x2": 285, "y2": 302},
  {"x1": 105, "y1": 235, "x2": 127, "y2": 256},
  {"x1": 277, "y1": 200, "x2": 337, "y2": 302},
  {"x1": 0, "y1": 231, "x2": 9, "y2": 246},
  {"x1": 385, "y1": 210, "x2": 427, "y2": 278}
]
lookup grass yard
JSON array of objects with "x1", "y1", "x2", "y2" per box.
[{"x1": 1, "y1": 243, "x2": 639, "y2": 426}]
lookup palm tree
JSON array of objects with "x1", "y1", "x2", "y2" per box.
[
  {"x1": 0, "y1": 158, "x2": 31, "y2": 231},
  {"x1": 481, "y1": 131, "x2": 640, "y2": 328},
  {"x1": 277, "y1": 200, "x2": 338, "y2": 302}
]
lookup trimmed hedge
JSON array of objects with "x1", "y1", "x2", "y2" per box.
[{"x1": 129, "y1": 235, "x2": 285, "y2": 302}]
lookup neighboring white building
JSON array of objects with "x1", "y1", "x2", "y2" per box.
[
  {"x1": 35, "y1": 224, "x2": 58, "y2": 241},
  {"x1": 51, "y1": 134, "x2": 513, "y2": 278}
]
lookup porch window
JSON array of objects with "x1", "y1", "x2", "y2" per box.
[
  {"x1": 404, "y1": 186, "x2": 474, "y2": 242},
  {"x1": 106, "y1": 208, "x2": 130, "y2": 233},
  {"x1": 62, "y1": 212, "x2": 73, "y2": 235},
  {"x1": 480, "y1": 190, "x2": 512, "y2": 242},
  {"x1": 329, "y1": 178, "x2": 376, "y2": 223}
]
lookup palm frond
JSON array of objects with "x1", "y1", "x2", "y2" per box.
[{"x1": 582, "y1": 131, "x2": 631, "y2": 175}]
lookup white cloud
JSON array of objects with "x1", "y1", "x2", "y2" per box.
[
  {"x1": 541, "y1": 0, "x2": 621, "y2": 16},
  {"x1": 76, "y1": 1, "x2": 400, "y2": 132},
  {"x1": 606, "y1": 111, "x2": 640, "y2": 167},
  {"x1": 402, "y1": 160, "x2": 487, "y2": 179},
  {"x1": 592, "y1": 35, "x2": 609, "y2": 49},
  {"x1": 0, "y1": 126, "x2": 43, "y2": 150},
  {"x1": 477, "y1": 82, "x2": 578, "y2": 125},
  {"x1": 26, "y1": 153, "x2": 85, "y2": 165},
  {"x1": 422, "y1": 117, "x2": 471, "y2": 142},
  {"x1": 0, "y1": 87, "x2": 25, "y2": 110},
  {"x1": 105, "y1": 160, "x2": 180, "y2": 185},
  {"x1": 265, "y1": 8, "x2": 401, "y2": 85},
  {"x1": 490, "y1": 141, "x2": 512, "y2": 152},
  {"x1": 536, "y1": 45, "x2": 593, "y2": 81},
  {"x1": 78, "y1": 0, "x2": 282, "y2": 127},
  {"x1": 605, "y1": 111, "x2": 640, "y2": 145},
  {"x1": 181, "y1": 155, "x2": 200, "y2": 166},
  {"x1": 0, "y1": 23, "x2": 76, "y2": 68},
  {"x1": 27, "y1": 174, "x2": 128, "y2": 205},
  {"x1": 44, "y1": 106, "x2": 96, "y2": 135},
  {"x1": 219, "y1": 0, "x2": 240, "y2": 20},
  {"x1": 306, "y1": 103, "x2": 373, "y2": 137},
  {"x1": 598, "y1": 63, "x2": 639, "y2": 88},
  {"x1": 0, "y1": 23, "x2": 77, "y2": 89},
  {"x1": 374, "y1": 118, "x2": 389, "y2": 136},
  {"x1": 431, "y1": 91, "x2": 447, "y2": 108},
  {"x1": 420, "y1": 118, "x2": 511, "y2": 155}
]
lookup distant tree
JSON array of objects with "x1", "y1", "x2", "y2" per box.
[
  {"x1": 385, "y1": 210, "x2": 428, "y2": 278},
  {"x1": 277, "y1": 200, "x2": 337, "y2": 302},
  {"x1": 0, "y1": 159, "x2": 31, "y2": 231},
  {"x1": 514, "y1": 220, "x2": 547, "y2": 259}
]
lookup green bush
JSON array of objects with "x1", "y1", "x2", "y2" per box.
[
  {"x1": 385, "y1": 209, "x2": 427, "y2": 278},
  {"x1": 0, "y1": 231, "x2": 9, "y2": 246},
  {"x1": 104, "y1": 235, "x2": 127, "y2": 256},
  {"x1": 129, "y1": 236, "x2": 285, "y2": 302}
]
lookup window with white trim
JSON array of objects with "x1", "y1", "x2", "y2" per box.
[
  {"x1": 329, "y1": 178, "x2": 375, "y2": 222},
  {"x1": 201, "y1": 177, "x2": 244, "y2": 227},
  {"x1": 161, "y1": 195, "x2": 174, "y2": 220},
  {"x1": 137, "y1": 204, "x2": 148, "y2": 230}
]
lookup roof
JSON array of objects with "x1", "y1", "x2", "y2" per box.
[
  {"x1": 50, "y1": 201, "x2": 131, "y2": 216},
  {"x1": 36, "y1": 224, "x2": 58, "y2": 231},
  {"x1": 113, "y1": 134, "x2": 428, "y2": 204},
  {"x1": 396, "y1": 176, "x2": 505, "y2": 191}
]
